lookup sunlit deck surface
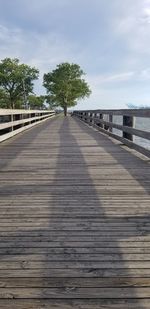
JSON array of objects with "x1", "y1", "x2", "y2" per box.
[{"x1": 0, "y1": 115, "x2": 150, "y2": 309}]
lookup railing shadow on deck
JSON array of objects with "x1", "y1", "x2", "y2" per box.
[
  {"x1": 0, "y1": 116, "x2": 149, "y2": 308},
  {"x1": 73, "y1": 116, "x2": 150, "y2": 195}
]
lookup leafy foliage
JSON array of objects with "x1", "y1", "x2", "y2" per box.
[
  {"x1": 0, "y1": 58, "x2": 39, "y2": 109},
  {"x1": 28, "y1": 95, "x2": 46, "y2": 110},
  {"x1": 0, "y1": 89, "x2": 10, "y2": 108},
  {"x1": 43, "y1": 63, "x2": 91, "y2": 115}
]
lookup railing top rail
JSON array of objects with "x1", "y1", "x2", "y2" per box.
[
  {"x1": 0, "y1": 109, "x2": 55, "y2": 116},
  {"x1": 75, "y1": 109, "x2": 150, "y2": 117}
]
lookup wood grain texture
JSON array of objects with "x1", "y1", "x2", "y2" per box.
[
  {"x1": 0, "y1": 115, "x2": 150, "y2": 308},
  {"x1": 0, "y1": 299, "x2": 150, "y2": 309}
]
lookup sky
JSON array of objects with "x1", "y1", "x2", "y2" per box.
[{"x1": 0, "y1": 0, "x2": 150, "y2": 109}]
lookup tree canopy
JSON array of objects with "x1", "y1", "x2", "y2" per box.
[
  {"x1": 43, "y1": 62, "x2": 91, "y2": 115},
  {"x1": 0, "y1": 58, "x2": 39, "y2": 109},
  {"x1": 28, "y1": 95, "x2": 46, "y2": 110}
]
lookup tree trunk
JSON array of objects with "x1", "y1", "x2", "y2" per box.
[
  {"x1": 64, "y1": 105, "x2": 67, "y2": 116},
  {"x1": 11, "y1": 101, "x2": 15, "y2": 109},
  {"x1": 10, "y1": 96, "x2": 15, "y2": 109}
]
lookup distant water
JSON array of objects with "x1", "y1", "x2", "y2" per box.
[
  {"x1": 134, "y1": 117, "x2": 150, "y2": 150},
  {"x1": 103, "y1": 115, "x2": 150, "y2": 150}
]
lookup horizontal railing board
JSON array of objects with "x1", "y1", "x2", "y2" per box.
[
  {"x1": 84, "y1": 116, "x2": 150, "y2": 140},
  {"x1": 0, "y1": 114, "x2": 53, "y2": 130},
  {"x1": 0, "y1": 108, "x2": 54, "y2": 116},
  {"x1": 76, "y1": 109, "x2": 150, "y2": 117}
]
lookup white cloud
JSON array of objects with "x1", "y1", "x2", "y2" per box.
[
  {"x1": 87, "y1": 72, "x2": 135, "y2": 86},
  {"x1": 112, "y1": 0, "x2": 150, "y2": 55},
  {"x1": 0, "y1": 24, "x2": 79, "y2": 69},
  {"x1": 138, "y1": 68, "x2": 150, "y2": 80},
  {"x1": 0, "y1": 24, "x2": 85, "y2": 94}
]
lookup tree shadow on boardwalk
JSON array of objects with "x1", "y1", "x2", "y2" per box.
[{"x1": 0, "y1": 116, "x2": 149, "y2": 308}]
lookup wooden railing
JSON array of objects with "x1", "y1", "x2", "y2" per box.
[
  {"x1": 0, "y1": 108, "x2": 55, "y2": 142},
  {"x1": 73, "y1": 109, "x2": 150, "y2": 157}
]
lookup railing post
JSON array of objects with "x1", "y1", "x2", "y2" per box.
[
  {"x1": 86, "y1": 112, "x2": 90, "y2": 123},
  {"x1": 99, "y1": 114, "x2": 104, "y2": 128},
  {"x1": 123, "y1": 115, "x2": 134, "y2": 141},
  {"x1": 84, "y1": 112, "x2": 88, "y2": 122},
  {"x1": 89, "y1": 112, "x2": 93, "y2": 125},
  {"x1": 109, "y1": 114, "x2": 113, "y2": 132},
  {"x1": 11, "y1": 114, "x2": 14, "y2": 132},
  {"x1": 94, "y1": 112, "x2": 97, "y2": 126}
]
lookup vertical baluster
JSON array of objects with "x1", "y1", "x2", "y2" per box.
[
  {"x1": 109, "y1": 114, "x2": 113, "y2": 132},
  {"x1": 123, "y1": 115, "x2": 134, "y2": 141}
]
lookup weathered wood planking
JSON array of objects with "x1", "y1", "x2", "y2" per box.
[
  {"x1": 0, "y1": 115, "x2": 150, "y2": 308},
  {"x1": 0, "y1": 299, "x2": 150, "y2": 309}
]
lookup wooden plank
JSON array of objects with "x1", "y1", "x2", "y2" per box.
[
  {"x1": 0, "y1": 114, "x2": 150, "y2": 307},
  {"x1": 0, "y1": 268, "x2": 149, "y2": 277},
  {"x1": 0, "y1": 241, "x2": 150, "y2": 248},
  {"x1": 0, "y1": 260, "x2": 149, "y2": 269},
  {"x1": 0, "y1": 287, "x2": 150, "y2": 298},
  {"x1": 1, "y1": 235, "x2": 150, "y2": 241},
  {"x1": 0, "y1": 253, "x2": 150, "y2": 261},
  {"x1": 0, "y1": 277, "x2": 150, "y2": 288},
  {"x1": 0, "y1": 247, "x2": 149, "y2": 254},
  {"x1": 0, "y1": 223, "x2": 148, "y2": 231},
  {"x1": 0, "y1": 299, "x2": 150, "y2": 309}
]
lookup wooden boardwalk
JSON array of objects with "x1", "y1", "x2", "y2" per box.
[{"x1": 0, "y1": 115, "x2": 150, "y2": 308}]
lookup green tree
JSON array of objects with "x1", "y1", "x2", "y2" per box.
[
  {"x1": 0, "y1": 89, "x2": 23, "y2": 109},
  {"x1": 28, "y1": 95, "x2": 46, "y2": 110},
  {"x1": 0, "y1": 58, "x2": 39, "y2": 109},
  {"x1": 43, "y1": 62, "x2": 91, "y2": 116},
  {"x1": 0, "y1": 89, "x2": 10, "y2": 108}
]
